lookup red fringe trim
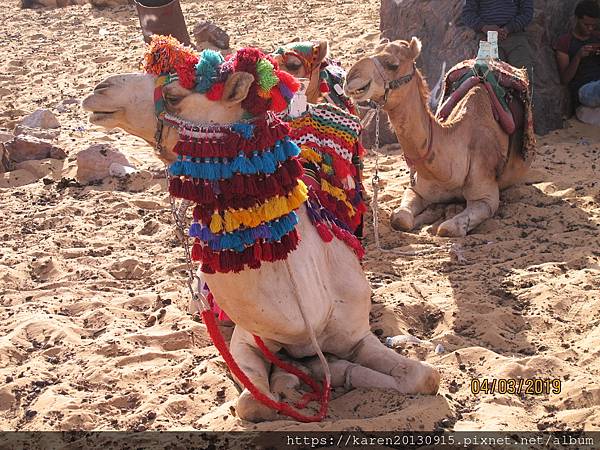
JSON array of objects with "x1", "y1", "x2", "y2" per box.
[
  {"x1": 195, "y1": 229, "x2": 301, "y2": 273},
  {"x1": 170, "y1": 118, "x2": 291, "y2": 158},
  {"x1": 169, "y1": 158, "x2": 305, "y2": 213}
]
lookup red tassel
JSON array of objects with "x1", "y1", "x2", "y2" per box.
[
  {"x1": 231, "y1": 174, "x2": 245, "y2": 194},
  {"x1": 287, "y1": 158, "x2": 304, "y2": 179},
  {"x1": 245, "y1": 176, "x2": 259, "y2": 197},
  {"x1": 191, "y1": 240, "x2": 203, "y2": 261},
  {"x1": 315, "y1": 223, "x2": 333, "y2": 242},
  {"x1": 207, "y1": 82, "x2": 225, "y2": 101},
  {"x1": 169, "y1": 177, "x2": 182, "y2": 197},
  {"x1": 201, "y1": 263, "x2": 215, "y2": 274},
  {"x1": 253, "y1": 242, "x2": 262, "y2": 260},
  {"x1": 332, "y1": 157, "x2": 351, "y2": 179},
  {"x1": 200, "y1": 181, "x2": 215, "y2": 204},
  {"x1": 262, "y1": 242, "x2": 273, "y2": 262},
  {"x1": 182, "y1": 179, "x2": 198, "y2": 202},
  {"x1": 270, "y1": 88, "x2": 288, "y2": 113},
  {"x1": 275, "y1": 70, "x2": 301, "y2": 93},
  {"x1": 278, "y1": 165, "x2": 292, "y2": 188},
  {"x1": 319, "y1": 80, "x2": 329, "y2": 93}
]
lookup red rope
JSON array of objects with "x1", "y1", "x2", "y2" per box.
[{"x1": 201, "y1": 310, "x2": 330, "y2": 422}]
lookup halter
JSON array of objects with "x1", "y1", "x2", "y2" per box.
[{"x1": 365, "y1": 57, "x2": 417, "y2": 108}]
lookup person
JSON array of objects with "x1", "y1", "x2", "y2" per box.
[
  {"x1": 462, "y1": 0, "x2": 534, "y2": 81},
  {"x1": 554, "y1": 0, "x2": 600, "y2": 117}
]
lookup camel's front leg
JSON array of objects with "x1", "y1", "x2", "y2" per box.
[
  {"x1": 230, "y1": 327, "x2": 281, "y2": 422},
  {"x1": 436, "y1": 185, "x2": 499, "y2": 237},
  {"x1": 390, "y1": 187, "x2": 429, "y2": 231},
  {"x1": 349, "y1": 334, "x2": 440, "y2": 394}
]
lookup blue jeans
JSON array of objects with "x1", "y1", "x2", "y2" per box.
[{"x1": 579, "y1": 80, "x2": 600, "y2": 108}]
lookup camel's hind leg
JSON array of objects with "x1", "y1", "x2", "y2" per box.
[
  {"x1": 391, "y1": 187, "x2": 429, "y2": 231},
  {"x1": 348, "y1": 334, "x2": 440, "y2": 394},
  {"x1": 230, "y1": 327, "x2": 282, "y2": 422}
]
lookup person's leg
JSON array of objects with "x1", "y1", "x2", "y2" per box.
[
  {"x1": 499, "y1": 32, "x2": 534, "y2": 83},
  {"x1": 578, "y1": 81, "x2": 600, "y2": 108}
]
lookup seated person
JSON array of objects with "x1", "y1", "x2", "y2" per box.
[
  {"x1": 555, "y1": 0, "x2": 600, "y2": 123},
  {"x1": 462, "y1": 0, "x2": 534, "y2": 81}
]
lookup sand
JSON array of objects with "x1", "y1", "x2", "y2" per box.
[{"x1": 1, "y1": 0, "x2": 600, "y2": 433}]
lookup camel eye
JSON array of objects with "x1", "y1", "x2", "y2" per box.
[
  {"x1": 386, "y1": 62, "x2": 399, "y2": 71},
  {"x1": 286, "y1": 62, "x2": 302, "y2": 71},
  {"x1": 165, "y1": 95, "x2": 183, "y2": 105}
]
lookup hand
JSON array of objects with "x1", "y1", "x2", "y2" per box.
[
  {"x1": 498, "y1": 27, "x2": 509, "y2": 40},
  {"x1": 577, "y1": 45, "x2": 595, "y2": 58},
  {"x1": 481, "y1": 25, "x2": 501, "y2": 34}
]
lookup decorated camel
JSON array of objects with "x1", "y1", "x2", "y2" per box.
[
  {"x1": 82, "y1": 36, "x2": 439, "y2": 422},
  {"x1": 344, "y1": 38, "x2": 536, "y2": 237}
]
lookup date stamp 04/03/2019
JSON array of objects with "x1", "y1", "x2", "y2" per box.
[{"x1": 470, "y1": 378, "x2": 562, "y2": 395}]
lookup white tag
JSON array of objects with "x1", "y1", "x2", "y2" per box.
[
  {"x1": 476, "y1": 41, "x2": 493, "y2": 62},
  {"x1": 487, "y1": 31, "x2": 499, "y2": 59},
  {"x1": 287, "y1": 78, "x2": 309, "y2": 118},
  {"x1": 333, "y1": 83, "x2": 344, "y2": 96}
]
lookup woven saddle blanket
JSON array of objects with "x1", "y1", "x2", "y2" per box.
[{"x1": 437, "y1": 59, "x2": 536, "y2": 161}]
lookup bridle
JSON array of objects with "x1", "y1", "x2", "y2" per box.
[{"x1": 366, "y1": 57, "x2": 417, "y2": 108}]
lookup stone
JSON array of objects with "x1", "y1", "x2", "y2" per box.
[
  {"x1": 193, "y1": 21, "x2": 231, "y2": 51},
  {"x1": 14, "y1": 159, "x2": 64, "y2": 180},
  {"x1": 18, "y1": 109, "x2": 60, "y2": 129},
  {"x1": 14, "y1": 125, "x2": 60, "y2": 140},
  {"x1": 76, "y1": 144, "x2": 134, "y2": 183},
  {"x1": 0, "y1": 145, "x2": 11, "y2": 173},
  {"x1": 90, "y1": 0, "x2": 130, "y2": 7},
  {"x1": 380, "y1": 0, "x2": 573, "y2": 135},
  {"x1": 4, "y1": 135, "x2": 66, "y2": 163},
  {"x1": 21, "y1": 0, "x2": 86, "y2": 8},
  {"x1": 0, "y1": 169, "x2": 38, "y2": 188}
]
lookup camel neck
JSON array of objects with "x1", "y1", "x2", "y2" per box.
[{"x1": 385, "y1": 79, "x2": 434, "y2": 167}]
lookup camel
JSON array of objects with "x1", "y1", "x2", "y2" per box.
[
  {"x1": 272, "y1": 41, "x2": 356, "y2": 113},
  {"x1": 82, "y1": 38, "x2": 439, "y2": 422},
  {"x1": 345, "y1": 38, "x2": 534, "y2": 237}
]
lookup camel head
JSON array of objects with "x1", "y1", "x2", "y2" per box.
[
  {"x1": 272, "y1": 41, "x2": 329, "y2": 103},
  {"x1": 82, "y1": 36, "x2": 299, "y2": 163},
  {"x1": 344, "y1": 37, "x2": 422, "y2": 108}
]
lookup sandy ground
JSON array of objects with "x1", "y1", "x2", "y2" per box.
[{"x1": 1, "y1": 0, "x2": 600, "y2": 434}]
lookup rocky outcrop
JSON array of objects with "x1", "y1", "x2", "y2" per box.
[
  {"x1": 193, "y1": 21, "x2": 231, "y2": 53},
  {"x1": 380, "y1": 0, "x2": 574, "y2": 135},
  {"x1": 76, "y1": 144, "x2": 135, "y2": 183},
  {"x1": 2, "y1": 135, "x2": 66, "y2": 163}
]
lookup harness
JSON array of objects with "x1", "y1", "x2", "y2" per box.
[{"x1": 370, "y1": 57, "x2": 417, "y2": 107}]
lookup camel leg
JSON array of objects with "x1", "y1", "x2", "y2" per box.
[
  {"x1": 306, "y1": 356, "x2": 400, "y2": 390},
  {"x1": 437, "y1": 186, "x2": 499, "y2": 237},
  {"x1": 413, "y1": 203, "x2": 447, "y2": 228},
  {"x1": 348, "y1": 334, "x2": 440, "y2": 394},
  {"x1": 391, "y1": 187, "x2": 429, "y2": 231},
  {"x1": 230, "y1": 327, "x2": 281, "y2": 422}
]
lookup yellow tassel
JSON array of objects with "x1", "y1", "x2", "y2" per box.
[
  {"x1": 321, "y1": 163, "x2": 333, "y2": 174},
  {"x1": 300, "y1": 146, "x2": 322, "y2": 163},
  {"x1": 322, "y1": 180, "x2": 355, "y2": 215},
  {"x1": 210, "y1": 212, "x2": 223, "y2": 234},
  {"x1": 224, "y1": 210, "x2": 240, "y2": 233}
]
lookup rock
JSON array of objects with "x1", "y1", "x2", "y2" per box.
[
  {"x1": 193, "y1": 21, "x2": 231, "y2": 51},
  {"x1": 76, "y1": 144, "x2": 133, "y2": 183},
  {"x1": 0, "y1": 146, "x2": 11, "y2": 173},
  {"x1": 3, "y1": 135, "x2": 66, "y2": 163},
  {"x1": 13, "y1": 125, "x2": 60, "y2": 140},
  {"x1": 0, "y1": 131, "x2": 12, "y2": 143},
  {"x1": 0, "y1": 169, "x2": 38, "y2": 188},
  {"x1": 18, "y1": 109, "x2": 60, "y2": 129},
  {"x1": 21, "y1": 0, "x2": 86, "y2": 8},
  {"x1": 90, "y1": 0, "x2": 130, "y2": 7},
  {"x1": 380, "y1": 0, "x2": 573, "y2": 135},
  {"x1": 14, "y1": 159, "x2": 64, "y2": 179}
]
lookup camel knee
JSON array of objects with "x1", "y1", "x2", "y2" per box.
[
  {"x1": 391, "y1": 208, "x2": 415, "y2": 231},
  {"x1": 437, "y1": 218, "x2": 468, "y2": 237},
  {"x1": 390, "y1": 360, "x2": 440, "y2": 395}
]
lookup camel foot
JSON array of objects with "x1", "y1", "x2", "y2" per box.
[
  {"x1": 270, "y1": 369, "x2": 302, "y2": 403},
  {"x1": 437, "y1": 217, "x2": 469, "y2": 237},
  {"x1": 235, "y1": 388, "x2": 279, "y2": 422},
  {"x1": 410, "y1": 361, "x2": 441, "y2": 395},
  {"x1": 391, "y1": 208, "x2": 414, "y2": 231}
]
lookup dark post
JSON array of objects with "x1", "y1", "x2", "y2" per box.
[{"x1": 134, "y1": 0, "x2": 191, "y2": 46}]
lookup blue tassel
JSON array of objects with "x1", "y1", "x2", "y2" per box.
[
  {"x1": 251, "y1": 152, "x2": 264, "y2": 173},
  {"x1": 189, "y1": 222, "x2": 202, "y2": 237},
  {"x1": 231, "y1": 123, "x2": 255, "y2": 139},
  {"x1": 261, "y1": 151, "x2": 277, "y2": 173},
  {"x1": 284, "y1": 138, "x2": 301, "y2": 157},
  {"x1": 274, "y1": 140, "x2": 286, "y2": 161}
]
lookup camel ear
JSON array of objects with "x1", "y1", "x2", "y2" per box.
[
  {"x1": 315, "y1": 41, "x2": 329, "y2": 64},
  {"x1": 222, "y1": 72, "x2": 254, "y2": 104},
  {"x1": 408, "y1": 37, "x2": 422, "y2": 60},
  {"x1": 379, "y1": 37, "x2": 390, "y2": 44}
]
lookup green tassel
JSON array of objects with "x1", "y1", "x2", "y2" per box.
[{"x1": 256, "y1": 59, "x2": 279, "y2": 92}]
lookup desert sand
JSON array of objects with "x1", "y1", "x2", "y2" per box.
[{"x1": 1, "y1": 0, "x2": 600, "y2": 434}]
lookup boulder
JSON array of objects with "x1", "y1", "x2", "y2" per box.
[
  {"x1": 3, "y1": 135, "x2": 66, "y2": 163},
  {"x1": 14, "y1": 125, "x2": 60, "y2": 140},
  {"x1": 21, "y1": 0, "x2": 86, "y2": 7},
  {"x1": 18, "y1": 109, "x2": 60, "y2": 129},
  {"x1": 193, "y1": 21, "x2": 231, "y2": 52},
  {"x1": 380, "y1": 0, "x2": 574, "y2": 135},
  {"x1": 90, "y1": 0, "x2": 130, "y2": 7},
  {"x1": 76, "y1": 144, "x2": 134, "y2": 183},
  {"x1": 0, "y1": 146, "x2": 11, "y2": 173}
]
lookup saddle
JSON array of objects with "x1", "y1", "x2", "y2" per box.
[{"x1": 437, "y1": 59, "x2": 536, "y2": 161}]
